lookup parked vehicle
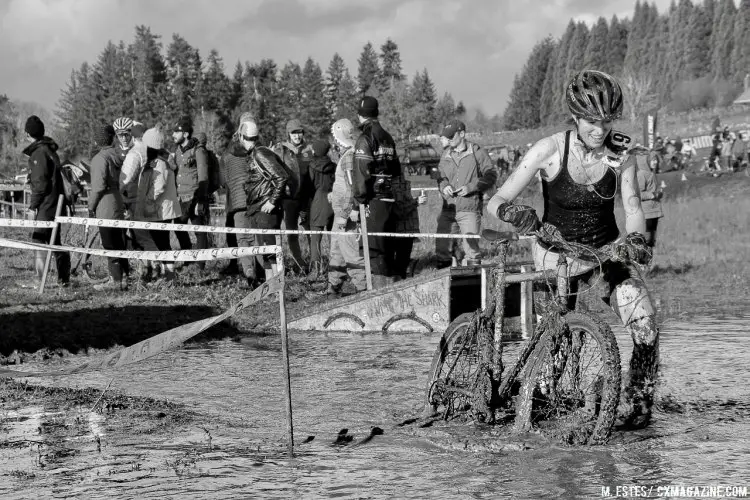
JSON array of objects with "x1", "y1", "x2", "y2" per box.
[{"x1": 399, "y1": 142, "x2": 441, "y2": 176}]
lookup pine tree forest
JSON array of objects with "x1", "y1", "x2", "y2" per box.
[
  {"x1": 46, "y1": 29, "x2": 464, "y2": 159},
  {"x1": 503, "y1": 0, "x2": 750, "y2": 130}
]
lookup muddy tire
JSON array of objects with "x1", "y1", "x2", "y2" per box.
[
  {"x1": 515, "y1": 312, "x2": 621, "y2": 444},
  {"x1": 426, "y1": 313, "x2": 479, "y2": 417}
]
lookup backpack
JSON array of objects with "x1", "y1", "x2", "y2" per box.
[{"x1": 196, "y1": 144, "x2": 222, "y2": 194}]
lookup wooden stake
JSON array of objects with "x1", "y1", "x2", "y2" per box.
[
  {"x1": 520, "y1": 264, "x2": 533, "y2": 340},
  {"x1": 39, "y1": 195, "x2": 65, "y2": 294},
  {"x1": 359, "y1": 204, "x2": 373, "y2": 291},
  {"x1": 275, "y1": 236, "x2": 295, "y2": 457}
]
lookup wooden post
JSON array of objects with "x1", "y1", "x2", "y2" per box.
[
  {"x1": 275, "y1": 235, "x2": 295, "y2": 457},
  {"x1": 520, "y1": 264, "x2": 533, "y2": 339},
  {"x1": 11, "y1": 192, "x2": 16, "y2": 219},
  {"x1": 38, "y1": 195, "x2": 65, "y2": 294},
  {"x1": 358, "y1": 204, "x2": 373, "y2": 291}
]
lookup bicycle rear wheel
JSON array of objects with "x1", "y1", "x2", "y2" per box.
[
  {"x1": 426, "y1": 313, "x2": 480, "y2": 419},
  {"x1": 515, "y1": 312, "x2": 621, "y2": 444}
]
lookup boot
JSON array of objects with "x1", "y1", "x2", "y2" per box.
[
  {"x1": 137, "y1": 261, "x2": 153, "y2": 282},
  {"x1": 93, "y1": 277, "x2": 128, "y2": 292},
  {"x1": 319, "y1": 282, "x2": 342, "y2": 296},
  {"x1": 308, "y1": 261, "x2": 321, "y2": 281}
]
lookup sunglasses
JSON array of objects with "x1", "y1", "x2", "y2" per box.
[{"x1": 241, "y1": 134, "x2": 259, "y2": 142}]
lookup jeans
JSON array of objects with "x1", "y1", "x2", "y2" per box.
[
  {"x1": 31, "y1": 227, "x2": 70, "y2": 283},
  {"x1": 174, "y1": 199, "x2": 209, "y2": 251},
  {"x1": 328, "y1": 219, "x2": 366, "y2": 291},
  {"x1": 435, "y1": 210, "x2": 481, "y2": 263},
  {"x1": 363, "y1": 199, "x2": 393, "y2": 276},
  {"x1": 247, "y1": 210, "x2": 282, "y2": 281},
  {"x1": 282, "y1": 198, "x2": 310, "y2": 268},
  {"x1": 99, "y1": 227, "x2": 129, "y2": 281},
  {"x1": 233, "y1": 210, "x2": 260, "y2": 279}
]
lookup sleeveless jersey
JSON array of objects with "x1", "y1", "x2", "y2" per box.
[{"x1": 541, "y1": 130, "x2": 619, "y2": 247}]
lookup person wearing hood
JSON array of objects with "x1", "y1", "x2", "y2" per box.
[
  {"x1": 171, "y1": 116, "x2": 210, "y2": 268},
  {"x1": 22, "y1": 115, "x2": 70, "y2": 287},
  {"x1": 307, "y1": 139, "x2": 336, "y2": 280},
  {"x1": 273, "y1": 118, "x2": 314, "y2": 272},
  {"x1": 88, "y1": 124, "x2": 129, "y2": 291},
  {"x1": 133, "y1": 127, "x2": 182, "y2": 283}
]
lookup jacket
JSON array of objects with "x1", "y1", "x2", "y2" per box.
[
  {"x1": 437, "y1": 141, "x2": 497, "y2": 213},
  {"x1": 244, "y1": 146, "x2": 289, "y2": 215},
  {"x1": 135, "y1": 151, "x2": 182, "y2": 222},
  {"x1": 308, "y1": 155, "x2": 335, "y2": 227},
  {"x1": 636, "y1": 167, "x2": 663, "y2": 220},
  {"x1": 89, "y1": 145, "x2": 125, "y2": 220},
  {"x1": 330, "y1": 147, "x2": 356, "y2": 222},
  {"x1": 352, "y1": 119, "x2": 401, "y2": 204},
  {"x1": 120, "y1": 140, "x2": 147, "y2": 205},
  {"x1": 272, "y1": 141, "x2": 313, "y2": 201},
  {"x1": 23, "y1": 137, "x2": 64, "y2": 220},
  {"x1": 389, "y1": 176, "x2": 420, "y2": 233},
  {"x1": 220, "y1": 141, "x2": 251, "y2": 214},
  {"x1": 173, "y1": 137, "x2": 210, "y2": 203}
]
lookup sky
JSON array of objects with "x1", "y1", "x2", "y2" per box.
[{"x1": 0, "y1": 0, "x2": 674, "y2": 118}]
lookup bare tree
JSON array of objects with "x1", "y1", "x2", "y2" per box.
[{"x1": 621, "y1": 71, "x2": 659, "y2": 121}]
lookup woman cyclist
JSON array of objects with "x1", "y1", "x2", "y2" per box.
[{"x1": 487, "y1": 69, "x2": 659, "y2": 429}]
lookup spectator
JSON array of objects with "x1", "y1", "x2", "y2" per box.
[
  {"x1": 133, "y1": 127, "x2": 182, "y2": 283},
  {"x1": 636, "y1": 157, "x2": 663, "y2": 269},
  {"x1": 21, "y1": 115, "x2": 70, "y2": 287},
  {"x1": 171, "y1": 116, "x2": 210, "y2": 269},
  {"x1": 386, "y1": 175, "x2": 427, "y2": 280},
  {"x1": 435, "y1": 119, "x2": 498, "y2": 267},
  {"x1": 113, "y1": 117, "x2": 134, "y2": 164},
  {"x1": 351, "y1": 96, "x2": 402, "y2": 287},
  {"x1": 119, "y1": 122, "x2": 147, "y2": 261},
  {"x1": 241, "y1": 118, "x2": 289, "y2": 289},
  {"x1": 88, "y1": 124, "x2": 129, "y2": 291},
  {"x1": 720, "y1": 128, "x2": 734, "y2": 171},
  {"x1": 325, "y1": 118, "x2": 366, "y2": 295},
  {"x1": 307, "y1": 139, "x2": 336, "y2": 281},
  {"x1": 680, "y1": 138, "x2": 697, "y2": 161},
  {"x1": 273, "y1": 118, "x2": 314, "y2": 273},
  {"x1": 731, "y1": 132, "x2": 747, "y2": 171}
]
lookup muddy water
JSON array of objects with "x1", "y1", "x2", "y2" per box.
[{"x1": 2, "y1": 313, "x2": 750, "y2": 499}]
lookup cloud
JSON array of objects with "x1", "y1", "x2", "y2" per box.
[{"x1": 0, "y1": 0, "x2": 673, "y2": 119}]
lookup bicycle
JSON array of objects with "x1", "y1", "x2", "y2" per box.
[{"x1": 425, "y1": 223, "x2": 628, "y2": 445}]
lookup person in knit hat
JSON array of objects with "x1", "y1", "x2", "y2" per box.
[
  {"x1": 307, "y1": 138, "x2": 336, "y2": 281},
  {"x1": 21, "y1": 115, "x2": 71, "y2": 288},
  {"x1": 132, "y1": 127, "x2": 182, "y2": 283},
  {"x1": 351, "y1": 95, "x2": 402, "y2": 287},
  {"x1": 272, "y1": 118, "x2": 314, "y2": 273},
  {"x1": 89, "y1": 124, "x2": 129, "y2": 291},
  {"x1": 324, "y1": 118, "x2": 366, "y2": 295}
]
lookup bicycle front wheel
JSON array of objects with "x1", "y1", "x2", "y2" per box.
[
  {"x1": 515, "y1": 312, "x2": 621, "y2": 444},
  {"x1": 426, "y1": 313, "x2": 480, "y2": 418}
]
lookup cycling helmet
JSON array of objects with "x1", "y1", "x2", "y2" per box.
[
  {"x1": 113, "y1": 116, "x2": 133, "y2": 132},
  {"x1": 565, "y1": 70, "x2": 623, "y2": 122}
]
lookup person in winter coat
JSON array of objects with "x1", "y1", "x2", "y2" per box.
[
  {"x1": 435, "y1": 119, "x2": 498, "y2": 267},
  {"x1": 325, "y1": 118, "x2": 366, "y2": 295},
  {"x1": 386, "y1": 176, "x2": 427, "y2": 280},
  {"x1": 133, "y1": 127, "x2": 182, "y2": 282},
  {"x1": 307, "y1": 139, "x2": 336, "y2": 280},
  {"x1": 636, "y1": 157, "x2": 663, "y2": 267},
  {"x1": 22, "y1": 115, "x2": 70, "y2": 287},
  {"x1": 88, "y1": 124, "x2": 129, "y2": 291},
  {"x1": 241, "y1": 118, "x2": 289, "y2": 289},
  {"x1": 171, "y1": 116, "x2": 210, "y2": 268},
  {"x1": 272, "y1": 118, "x2": 314, "y2": 272},
  {"x1": 119, "y1": 122, "x2": 147, "y2": 254}
]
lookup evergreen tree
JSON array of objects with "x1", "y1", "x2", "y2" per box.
[
  {"x1": 57, "y1": 63, "x2": 98, "y2": 156},
  {"x1": 538, "y1": 42, "x2": 559, "y2": 124},
  {"x1": 665, "y1": 0, "x2": 695, "y2": 89},
  {"x1": 503, "y1": 36, "x2": 555, "y2": 129},
  {"x1": 334, "y1": 69, "x2": 359, "y2": 122},
  {"x1": 128, "y1": 25, "x2": 167, "y2": 125},
  {"x1": 685, "y1": 0, "x2": 715, "y2": 79},
  {"x1": 201, "y1": 49, "x2": 232, "y2": 115},
  {"x1": 731, "y1": 0, "x2": 750, "y2": 84},
  {"x1": 91, "y1": 41, "x2": 133, "y2": 126},
  {"x1": 240, "y1": 59, "x2": 281, "y2": 143},
  {"x1": 455, "y1": 101, "x2": 466, "y2": 118},
  {"x1": 547, "y1": 20, "x2": 576, "y2": 124},
  {"x1": 566, "y1": 21, "x2": 589, "y2": 76},
  {"x1": 433, "y1": 92, "x2": 456, "y2": 131},
  {"x1": 229, "y1": 61, "x2": 244, "y2": 115},
  {"x1": 623, "y1": 1, "x2": 649, "y2": 77},
  {"x1": 357, "y1": 42, "x2": 382, "y2": 96},
  {"x1": 412, "y1": 69, "x2": 437, "y2": 132},
  {"x1": 583, "y1": 17, "x2": 609, "y2": 71},
  {"x1": 277, "y1": 62, "x2": 303, "y2": 122},
  {"x1": 605, "y1": 15, "x2": 629, "y2": 76},
  {"x1": 165, "y1": 34, "x2": 202, "y2": 124},
  {"x1": 380, "y1": 38, "x2": 405, "y2": 89},
  {"x1": 710, "y1": 0, "x2": 736, "y2": 80},
  {"x1": 325, "y1": 53, "x2": 347, "y2": 118},
  {"x1": 300, "y1": 57, "x2": 329, "y2": 137},
  {"x1": 379, "y1": 81, "x2": 419, "y2": 141}
]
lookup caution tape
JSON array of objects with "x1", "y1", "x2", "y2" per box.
[
  {"x1": 54, "y1": 216, "x2": 503, "y2": 239},
  {"x1": 0, "y1": 236, "x2": 280, "y2": 261},
  {"x1": 0, "y1": 272, "x2": 284, "y2": 379},
  {"x1": 0, "y1": 218, "x2": 56, "y2": 228}
]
